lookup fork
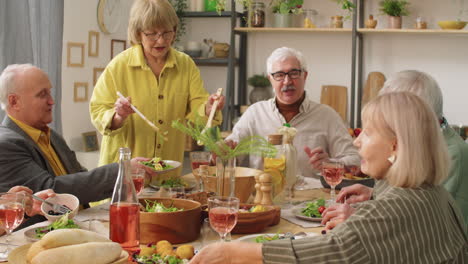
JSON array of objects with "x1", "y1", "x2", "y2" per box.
[{"x1": 32, "y1": 195, "x2": 71, "y2": 214}]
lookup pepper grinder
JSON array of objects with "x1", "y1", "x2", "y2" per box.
[
  {"x1": 259, "y1": 172, "x2": 273, "y2": 206},
  {"x1": 253, "y1": 173, "x2": 263, "y2": 204}
]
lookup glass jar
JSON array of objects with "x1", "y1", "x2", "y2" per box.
[
  {"x1": 250, "y1": 2, "x2": 265, "y2": 27},
  {"x1": 303, "y1": 9, "x2": 318, "y2": 28},
  {"x1": 331, "y1": 15, "x2": 344, "y2": 28}
]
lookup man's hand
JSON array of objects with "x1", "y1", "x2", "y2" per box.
[
  {"x1": 131, "y1": 157, "x2": 155, "y2": 180},
  {"x1": 336, "y1": 184, "x2": 373, "y2": 204},
  {"x1": 304, "y1": 146, "x2": 330, "y2": 170},
  {"x1": 30, "y1": 189, "x2": 56, "y2": 216},
  {"x1": 321, "y1": 203, "x2": 355, "y2": 230},
  {"x1": 205, "y1": 93, "x2": 225, "y2": 116}
]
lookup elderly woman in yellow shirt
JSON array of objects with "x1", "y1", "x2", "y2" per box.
[{"x1": 90, "y1": 0, "x2": 224, "y2": 175}]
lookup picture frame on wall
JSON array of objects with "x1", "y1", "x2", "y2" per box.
[
  {"x1": 82, "y1": 131, "x2": 99, "y2": 152},
  {"x1": 74, "y1": 82, "x2": 88, "y2": 102},
  {"x1": 88, "y1": 31, "x2": 100, "y2": 57},
  {"x1": 93, "y1": 67, "x2": 105, "y2": 86},
  {"x1": 67, "y1": 42, "x2": 85, "y2": 67},
  {"x1": 111, "y1": 39, "x2": 126, "y2": 59}
]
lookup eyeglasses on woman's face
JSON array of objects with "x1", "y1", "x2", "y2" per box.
[
  {"x1": 142, "y1": 31, "x2": 174, "y2": 41},
  {"x1": 270, "y1": 69, "x2": 302, "y2": 82}
]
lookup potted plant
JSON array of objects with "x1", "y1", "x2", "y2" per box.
[
  {"x1": 379, "y1": 0, "x2": 410, "y2": 29},
  {"x1": 270, "y1": 0, "x2": 304, "y2": 28},
  {"x1": 247, "y1": 74, "x2": 271, "y2": 104}
]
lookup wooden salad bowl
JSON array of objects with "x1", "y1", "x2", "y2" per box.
[
  {"x1": 193, "y1": 166, "x2": 260, "y2": 203},
  {"x1": 139, "y1": 198, "x2": 201, "y2": 244},
  {"x1": 232, "y1": 204, "x2": 280, "y2": 234}
]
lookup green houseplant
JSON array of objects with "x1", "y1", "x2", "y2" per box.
[
  {"x1": 379, "y1": 0, "x2": 410, "y2": 29},
  {"x1": 270, "y1": 0, "x2": 304, "y2": 27},
  {"x1": 247, "y1": 74, "x2": 271, "y2": 104}
]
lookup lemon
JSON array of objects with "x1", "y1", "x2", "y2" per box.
[{"x1": 250, "y1": 205, "x2": 266, "y2": 213}]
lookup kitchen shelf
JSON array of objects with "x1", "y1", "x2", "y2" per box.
[
  {"x1": 358, "y1": 28, "x2": 468, "y2": 35},
  {"x1": 192, "y1": 58, "x2": 239, "y2": 66},
  {"x1": 235, "y1": 27, "x2": 352, "y2": 33},
  {"x1": 182, "y1": 11, "x2": 243, "y2": 18}
]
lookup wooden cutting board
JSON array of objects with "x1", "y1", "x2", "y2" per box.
[
  {"x1": 362, "y1": 72, "x2": 386, "y2": 109},
  {"x1": 320, "y1": 85, "x2": 348, "y2": 122}
]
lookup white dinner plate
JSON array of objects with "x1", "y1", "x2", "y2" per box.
[
  {"x1": 142, "y1": 160, "x2": 181, "y2": 174},
  {"x1": 292, "y1": 207, "x2": 323, "y2": 222}
]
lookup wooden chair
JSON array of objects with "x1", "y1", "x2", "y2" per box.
[{"x1": 320, "y1": 85, "x2": 348, "y2": 122}]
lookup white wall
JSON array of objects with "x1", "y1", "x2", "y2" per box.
[
  {"x1": 61, "y1": 0, "x2": 132, "y2": 151},
  {"x1": 61, "y1": 0, "x2": 468, "y2": 151}
]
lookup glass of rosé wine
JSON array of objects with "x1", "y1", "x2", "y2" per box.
[
  {"x1": 0, "y1": 192, "x2": 25, "y2": 260},
  {"x1": 208, "y1": 196, "x2": 239, "y2": 242},
  {"x1": 322, "y1": 159, "x2": 345, "y2": 205},
  {"x1": 131, "y1": 167, "x2": 146, "y2": 196}
]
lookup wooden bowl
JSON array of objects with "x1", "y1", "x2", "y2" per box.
[
  {"x1": 194, "y1": 166, "x2": 259, "y2": 203},
  {"x1": 139, "y1": 198, "x2": 201, "y2": 244},
  {"x1": 232, "y1": 204, "x2": 280, "y2": 234}
]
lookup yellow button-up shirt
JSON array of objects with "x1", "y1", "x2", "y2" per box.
[
  {"x1": 90, "y1": 45, "x2": 221, "y2": 176},
  {"x1": 9, "y1": 115, "x2": 67, "y2": 176}
]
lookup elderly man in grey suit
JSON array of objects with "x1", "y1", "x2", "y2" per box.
[{"x1": 0, "y1": 64, "x2": 151, "y2": 227}]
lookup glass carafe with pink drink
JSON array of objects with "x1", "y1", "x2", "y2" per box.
[{"x1": 109, "y1": 147, "x2": 140, "y2": 253}]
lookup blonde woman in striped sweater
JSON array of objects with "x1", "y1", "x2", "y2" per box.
[{"x1": 190, "y1": 92, "x2": 467, "y2": 264}]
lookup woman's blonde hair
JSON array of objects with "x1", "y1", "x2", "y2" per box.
[
  {"x1": 127, "y1": 0, "x2": 179, "y2": 45},
  {"x1": 362, "y1": 92, "x2": 449, "y2": 188}
]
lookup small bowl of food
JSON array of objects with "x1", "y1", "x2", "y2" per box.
[
  {"x1": 437, "y1": 20, "x2": 467, "y2": 30},
  {"x1": 41, "y1": 193, "x2": 80, "y2": 222},
  {"x1": 232, "y1": 204, "x2": 280, "y2": 234},
  {"x1": 139, "y1": 198, "x2": 201, "y2": 244}
]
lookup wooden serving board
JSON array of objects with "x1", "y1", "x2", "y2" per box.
[
  {"x1": 320, "y1": 85, "x2": 348, "y2": 122},
  {"x1": 362, "y1": 72, "x2": 385, "y2": 109}
]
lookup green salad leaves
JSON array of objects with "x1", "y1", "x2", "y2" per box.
[
  {"x1": 301, "y1": 199, "x2": 326, "y2": 218},
  {"x1": 35, "y1": 214, "x2": 79, "y2": 238},
  {"x1": 144, "y1": 200, "x2": 183, "y2": 213}
]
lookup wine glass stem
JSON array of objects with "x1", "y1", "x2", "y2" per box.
[{"x1": 331, "y1": 186, "x2": 336, "y2": 202}]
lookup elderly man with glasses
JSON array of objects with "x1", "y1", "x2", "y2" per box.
[{"x1": 226, "y1": 47, "x2": 360, "y2": 178}]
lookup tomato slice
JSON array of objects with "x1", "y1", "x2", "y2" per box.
[{"x1": 318, "y1": 206, "x2": 326, "y2": 215}]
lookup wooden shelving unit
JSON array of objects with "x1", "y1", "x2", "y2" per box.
[
  {"x1": 235, "y1": 27, "x2": 352, "y2": 33},
  {"x1": 358, "y1": 28, "x2": 468, "y2": 35}
]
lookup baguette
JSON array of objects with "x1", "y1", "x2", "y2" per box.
[
  {"x1": 40, "y1": 229, "x2": 110, "y2": 249},
  {"x1": 26, "y1": 229, "x2": 111, "y2": 262},
  {"x1": 31, "y1": 242, "x2": 122, "y2": 264}
]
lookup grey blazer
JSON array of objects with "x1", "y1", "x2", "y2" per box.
[{"x1": 0, "y1": 116, "x2": 118, "y2": 205}]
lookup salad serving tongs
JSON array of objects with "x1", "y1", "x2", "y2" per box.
[
  {"x1": 197, "y1": 87, "x2": 223, "y2": 146},
  {"x1": 32, "y1": 195, "x2": 71, "y2": 214}
]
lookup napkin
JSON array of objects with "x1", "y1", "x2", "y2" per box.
[{"x1": 74, "y1": 202, "x2": 110, "y2": 222}]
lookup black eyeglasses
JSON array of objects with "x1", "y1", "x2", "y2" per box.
[
  {"x1": 142, "y1": 31, "x2": 174, "y2": 41},
  {"x1": 270, "y1": 69, "x2": 302, "y2": 81}
]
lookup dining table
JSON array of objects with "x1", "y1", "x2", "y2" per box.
[{"x1": 0, "y1": 177, "x2": 331, "y2": 264}]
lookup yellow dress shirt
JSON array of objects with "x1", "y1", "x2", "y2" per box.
[
  {"x1": 9, "y1": 115, "x2": 67, "y2": 176},
  {"x1": 90, "y1": 45, "x2": 221, "y2": 177}
]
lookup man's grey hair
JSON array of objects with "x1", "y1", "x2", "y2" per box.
[
  {"x1": 0, "y1": 64, "x2": 36, "y2": 110},
  {"x1": 379, "y1": 70, "x2": 444, "y2": 120},
  {"x1": 266, "y1": 47, "x2": 308, "y2": 74}
]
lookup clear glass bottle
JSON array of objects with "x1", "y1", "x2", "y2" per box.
[
  {"x1": 109, "y1": 147, "x2": 140, "y2": 252},
  {"x1": 250, "y1": 2, "x2": 265, "y2": 27},
  {"x1": 303, "y1": 9, "x2": 318, "y2": 28},
  {"x1": 264, "y1": 134, "x2": 285, "y2": 201},
  {"x1": 280, "y1": 123, "x2": 298, "y2": 206}
]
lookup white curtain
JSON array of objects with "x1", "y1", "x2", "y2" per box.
[{"x1": 0, "y1": 0, "x2": 64, "y2": 133}]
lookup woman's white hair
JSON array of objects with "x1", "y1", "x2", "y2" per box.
[
  {"x1": 266, "y1": 47, "x2": 307, "y2": 74},
  {"x1": 362, "y1": 92, "x2": 449, "y2": 188},
  {"x1": 380, "y1": 70, "x2": 444, "y2": 120},
  {"x1": 0, "y1": 64, "x2": 35, "y2": 110}
]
